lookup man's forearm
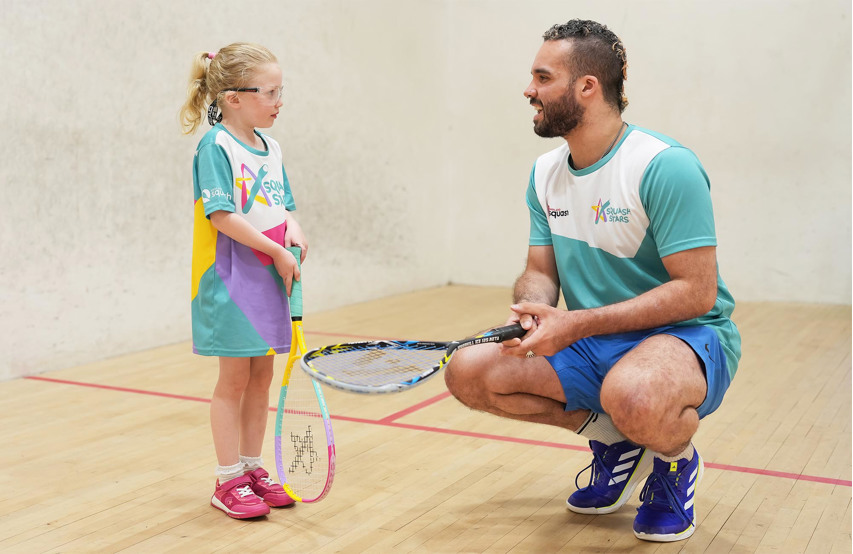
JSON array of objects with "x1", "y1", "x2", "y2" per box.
[
  {"x1": 513, "y1": 269, "x2": 560, "y2": 307},
  {"x1": 571, "y1": 277, "x2": 717, "y2": 340}
]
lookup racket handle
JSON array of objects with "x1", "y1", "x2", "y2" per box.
[
  {"x1": 286, "y1": 245, "x2": 303, "y2": 319},
  {"x1": 487, "y1": 322, "x2": 526, "y2": 341},
  {"x1": 454, "y1": 322, "x2": 527, "y2": 353}
]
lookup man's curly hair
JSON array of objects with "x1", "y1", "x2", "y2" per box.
[{"x1": 543, "y1": 19, "x2": 628, "y2": 112}]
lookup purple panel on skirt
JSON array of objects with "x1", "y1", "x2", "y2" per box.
[{"x1": 215, "y1": 233, "x2": 291, "y2": 352}]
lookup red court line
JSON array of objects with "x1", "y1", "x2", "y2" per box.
[
  {"x1": 26, "y1": 376, "x2": 211, "y2": 404},
  {"x1": 332, "y1": 413, "x2": 588, "y2": 451},
  {"x1": 378, "y1": 391, "x2": 454, "y2": 423},
  {"x1": 705, "y1": 462, "x2": 847, "y2": 487},
  {"x1": 24, "y1": 375, "x2": 852, "y2": 488}
]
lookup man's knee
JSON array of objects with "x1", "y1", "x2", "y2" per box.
[
  {"x1": 600, "y1": 368, "x2": 701, "y2": 450},
  {"x1": 444, "y1": 348, "x2": 472, "y2": 389},
  {"x1": 600, "y1": 368, "x2": 685, "y2": 444},
  {"x1": 443, "y1": 356, "x2": 461, "y2": 395},
  {"x1": 444, "y1": 347, "x2": 489, "y2": 409},
  {"x1": 601, "y1": 381, "x2": 655, "y2": 432}
]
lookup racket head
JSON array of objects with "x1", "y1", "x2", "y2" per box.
[
  {"x1": 275, "y1": 323, "x2": 335, "y2": 502},
  {"x1": 273, "y1": 247, "x2": 336, "y2": 503},
  {"x1": 301, "y1": 340, "x2": 450, "y2": 394}
]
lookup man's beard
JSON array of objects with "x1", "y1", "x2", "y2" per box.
[{"x1": 533, "y1": 90, "x2": 585, "y2": 138}]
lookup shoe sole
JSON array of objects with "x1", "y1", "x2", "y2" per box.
[
  {"x1": 566, "y1": 448, "x2": 654, "y2": 515},
  {"x1": 633, "y1": 455, "x2": 705, "y2": 542},
  {"x1": 211, "y1": 497, "x2": 270, "y2": 519},
  {"x1": 635, "y1": 524, "x2": 697, "y2": 543}
]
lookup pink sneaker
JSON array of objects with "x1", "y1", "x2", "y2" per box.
[
  {"x1": 247, "y1": 468, "x2": 295, "y2": 507},
  {"x1": 211, "y1": 475, "x2": 270, "y2": 519}
]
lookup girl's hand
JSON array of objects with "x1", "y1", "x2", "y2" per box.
[
  {"x1": 272, "y1": 247, "x2": 300, "y2": 297},
  {"x1": 284, "y1": 218, "x2": 308, "y2": 262},
  {"x1": 207, "y1": 210, "x2": 303, "y2": 295}
]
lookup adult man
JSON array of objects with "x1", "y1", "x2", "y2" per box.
[{"x1": 444, "y1": 20, "x2": 741, "y2": 543}]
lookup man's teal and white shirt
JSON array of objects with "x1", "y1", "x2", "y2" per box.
[{"x1": 527, "y1": 125, "x2": 741, "y2": 376}]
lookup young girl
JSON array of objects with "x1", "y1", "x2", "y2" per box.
[{"x1": 179, "y1": 43, "x2": 307, "y2": 519}]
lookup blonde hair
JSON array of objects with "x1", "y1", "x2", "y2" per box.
[{"x1": 179, "y1": 42, "x2": 278, "y2": 134}]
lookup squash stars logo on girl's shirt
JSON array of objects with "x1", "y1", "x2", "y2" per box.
[
  {"x1": 237, "y1": 164, "x2": 271, "y2": 213},
  {"x1": 236, "y1": 163, "x2": 293, "y2": 212}
]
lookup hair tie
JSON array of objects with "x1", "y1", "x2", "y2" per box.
[
  {"x1": 207, "y1": 52, "x2": 216, "y2": 60},
  {"x1": 207, "y1": 99, "x2": 222, "y2": 126}
]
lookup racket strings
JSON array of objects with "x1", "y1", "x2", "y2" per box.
[
  {"x1": 307, "y1": 343, "x2": 445, "y2": 386},
  {"x1": 288, "y1": 420, "x2": 321, "y2": 475},
  {"x1": 279, "y1": 367, "x2": 331, "y2": 498}
]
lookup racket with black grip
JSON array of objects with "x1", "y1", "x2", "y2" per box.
[{"x1": 300, "y1": 323, "x2": 525, "y2": 394}]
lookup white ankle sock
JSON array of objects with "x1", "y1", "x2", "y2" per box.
[
  {"x1": 575, "y1": 412, "x2": 627, "y2": 445},
  {"x1": 656, "y1": 443, "x2": 695, "y2": 462},
  {"x1": 240, "y1": 455, "x2": 263, "y2": 473},
  {"x1": 216, "y1": 462, "x2": 245, "y2": 484}
]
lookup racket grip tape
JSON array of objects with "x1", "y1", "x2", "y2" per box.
[
  {"x1": 456, "y1": 322, "x2": 527, "y2": 353},
  {"x1": 488, "y1": 322, "x2": 526, "y2": 341},
  {"x1": 285, "y1": 245, "x2": 303, "y2": 319}
]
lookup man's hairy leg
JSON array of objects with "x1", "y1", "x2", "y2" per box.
[{"x1": 601, "y1": 334, "x2": 707, "y2": 457}]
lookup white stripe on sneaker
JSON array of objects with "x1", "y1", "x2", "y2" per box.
[
  {"x1": 608, "y1": 450, "x2": 642, "y2": 486},
  {"x1": 609, "y1": 473, "x2": 629, "y2": 485},
  {"x1": 613, "y1": 461, "x2": 634, "y2": 473},
  {"x1": 619, "y1": 448, "x2": 642, "y2": 461},
  {"x1": 684, "y1": 465, "x2": 698, "y2": 509}
]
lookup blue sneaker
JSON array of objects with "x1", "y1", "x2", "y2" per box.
[
  {"x1": 566, "y1": 440, "x2": 653, "y2": 514},
  {"x1": 633, "y1": 448, "x2": 704, "y2": 542}
]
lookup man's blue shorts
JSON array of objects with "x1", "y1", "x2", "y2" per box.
[{"x1": 544, "y1": 324, "x2": 731, "y2": 419}]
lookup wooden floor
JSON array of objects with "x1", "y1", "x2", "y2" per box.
[{"x1": 1, "y1": 285, "x2": 850, "y2": 553}]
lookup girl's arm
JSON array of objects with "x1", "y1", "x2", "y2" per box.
[{"x1": 209, "y1": 210, "x2": 300, "y2": 295}]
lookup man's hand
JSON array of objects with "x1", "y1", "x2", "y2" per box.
[{"x1": 500, "y1": 303, "x2": 587, "y2": 358}]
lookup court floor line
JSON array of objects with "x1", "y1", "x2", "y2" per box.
[
  {"x1": 377, "y1": 391, "x2": 454, "y2": 423},
  {"x1": 24, "y1": 375, "x2": 852, "y2": 488}
]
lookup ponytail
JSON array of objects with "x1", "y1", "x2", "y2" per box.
[{"x1": 179, "y1": 52, "x2": 214, "y2": 135}]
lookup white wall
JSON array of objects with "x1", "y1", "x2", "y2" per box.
[
  {"x1": 1, "y1": 0, "x2": 849, "y2": 381},
  {"x1": 0, "y1": 0, "x2": 452, "y2": 379}
]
